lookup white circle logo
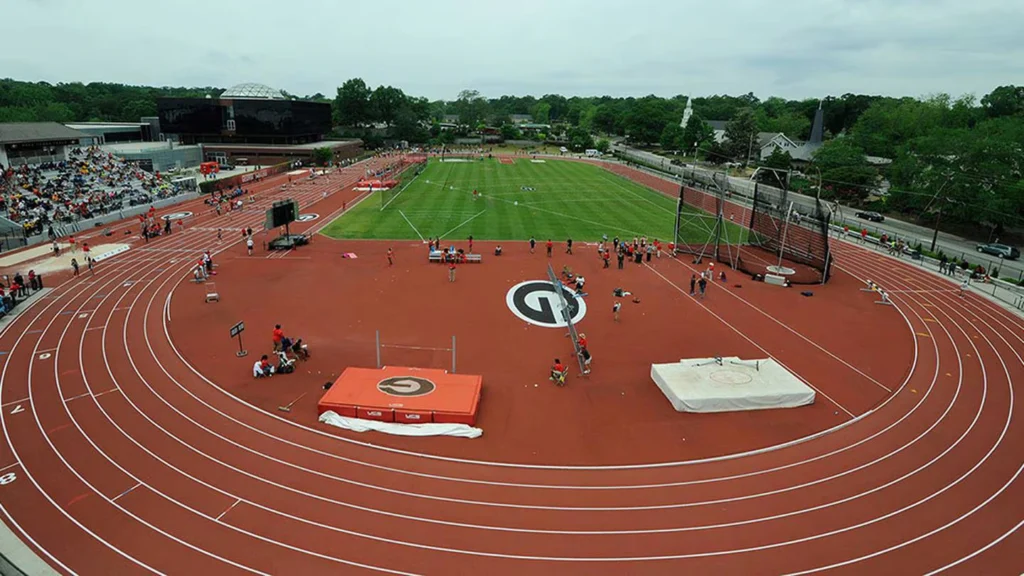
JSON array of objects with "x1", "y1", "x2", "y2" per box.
[
  {"x1": 296, "y1": 213, "x2": 319, "y2": 222},
  {"x1": 162, "y1": 211, "x2": 194, "y2": 221},
  {"x1": 506, "y1": 280, "x2": 587, "y2": 328}
]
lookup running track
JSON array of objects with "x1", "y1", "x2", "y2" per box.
[{"x1": 0, "y1": 166, "x2": 1021, "y2": 573}]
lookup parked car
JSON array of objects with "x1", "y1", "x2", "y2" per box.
[
  {"x1": 976, "y1": 243, "x2": 1021, "y2": 260},
  {"x1": 855, "y1": 211, "x2": 885, "y2": 222}
]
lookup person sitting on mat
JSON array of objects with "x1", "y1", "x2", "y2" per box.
[
  {"x1": 253, "y1": 355, "x2": 274, "y2": 378},
  {"x1": 550, "y1": 359, "x2": 568, "y2": 386}
]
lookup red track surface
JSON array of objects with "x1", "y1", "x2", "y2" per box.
[{"x1": 0, "y1": 158, "x2": 1021, "y2": 574}]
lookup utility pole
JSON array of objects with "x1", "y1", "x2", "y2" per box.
[{"x1": 929, "y1": 174, "x2": 955, "y2": 253}]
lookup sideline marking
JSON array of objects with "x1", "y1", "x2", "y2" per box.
[
  {"x1": 93, "y1": 388, "x2": 119, "y2": 398},
  {"x1": 0, "y1": 462, "x2": 20, "y2": 473},
  {"x1": 0, "y1": 398, "x2": 27, "y2": 408},
  {"x1": 63, "y1": 392, "x2": 91, "y2": 402},
  {"x1": 66, "y1": 493, "x2": 89, "y2": 507},
  {"x1": 397, "y1": 210, "x2": 426, "y2": 242},
  {"x1": 437, "y1": 210, "x2": 487, "y2": 240}
]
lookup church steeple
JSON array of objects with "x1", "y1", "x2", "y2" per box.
[
  {"x1": 808, "y1": 99, "x2": 824, "y2": 144},
  {"x1": 680, "y1": 96, "x2": 693, "y2": 128}
]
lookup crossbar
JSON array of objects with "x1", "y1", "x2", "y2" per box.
[{"x1": 375, "y1": 330, "x2": 457, "y2": 372}]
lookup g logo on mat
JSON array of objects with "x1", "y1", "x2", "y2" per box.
[
  {"x1": 377, "y1": 376, "x2": 436, "y2": 397},
  {"x1": 296, "y1": 213, "x2": 319, "y2": 222},
  {"x1": 506, "y1": 280, "x2": 587, "y2": 328},
  {"x1": 161, "y1": 211, "x2": 193, "y2": 220}
]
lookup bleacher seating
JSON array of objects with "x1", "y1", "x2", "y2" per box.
[{"x1": 0, "y1": 147, "x2": 185, "y2": 237}]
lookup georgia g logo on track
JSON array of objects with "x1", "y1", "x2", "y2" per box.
[
  {"x1": 506, "y1": 280, "x2": 587, "y2": 328},
  {"x1": 296, "y1": 213, "x2": 319, "y2": 222},
  {"x1": 376, "y1": 376, "x2": 436, "y2": 397},
  {"x1": 161, "y1": 211, "x2": 193, "y2": 221}
]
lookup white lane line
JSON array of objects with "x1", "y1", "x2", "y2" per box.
[
  {"x1": 216, "y1": 499, "x2": 242, "y2": 521},
  {"x1": 112, "y1": 482, "x2": 141, "y2": 502}
]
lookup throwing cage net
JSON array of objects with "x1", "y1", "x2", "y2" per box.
[
  {"x1": 379, "y1": 154, "x2": 428, "y2": 210},
  {"x1": 673, "y1": 174, "x2": 833, "y2": 285}
]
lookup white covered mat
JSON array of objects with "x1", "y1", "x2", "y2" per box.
[{"x1": 651, "y1": 357, "x2": 815, "y2": 413}]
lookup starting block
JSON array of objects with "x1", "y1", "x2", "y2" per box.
[{"x1": 204, "y1": 282, "x2": 220, "y2": 303}]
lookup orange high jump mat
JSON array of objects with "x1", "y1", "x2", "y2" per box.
[{"x1": 318, "y1": 366, "x2": 482, "y2": 426}]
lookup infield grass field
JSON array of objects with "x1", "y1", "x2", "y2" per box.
[{"x1": 321, "y1": 157, "x2": 744, "y2": 244}]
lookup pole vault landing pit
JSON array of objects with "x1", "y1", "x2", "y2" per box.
[
  {"x1": 318, "y1": 366, "x2": 482, "y2": 425},
  {"x1": 650, "y1": 357, "x2": 815, "y2": 413}
]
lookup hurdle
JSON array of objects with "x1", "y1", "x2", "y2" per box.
[
  {"x1": 861, "y1": 280, "x2": 892, "y2": 306},
  {"x1": 375, "y1": 330, "x2": 457, "y2": 373}
]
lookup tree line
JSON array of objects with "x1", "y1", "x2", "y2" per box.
[{"x1": 2, "y1": 77, "x2": 1022, "y2": 237}]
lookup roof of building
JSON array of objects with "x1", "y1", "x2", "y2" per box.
[
  {"x1": 705, "y1": 120, "x2": 729, "y2": 131},
  {"x1": 220, "y1": 83, "x2": 287, "y2": 100},
  {"x1": 0, "y1": 122, "x2": 89, "y2": 145},
  {"x1": 200, "y1": 139, "x2": 361, "y2": 152}
]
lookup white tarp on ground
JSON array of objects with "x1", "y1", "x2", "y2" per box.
[
  {"x1": 651, "y1": 357, "x2": 815, "y2": 413},
  {"x1": 319, "y1": 411, "x2": 483, "y2": 438}
]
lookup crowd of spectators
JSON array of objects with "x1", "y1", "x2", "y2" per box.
[
  {"x1": 0, "y1": 147, "x2": 188, "y2": 237},
  {"x1": 0, "y1": 270, "x2": 44, "y2": 319}
]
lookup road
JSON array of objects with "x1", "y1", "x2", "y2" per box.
[{"x1": 611, "y1": 144, "x2": 1024, "y2": 282}]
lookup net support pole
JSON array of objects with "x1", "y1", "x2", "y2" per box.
[
  {"x1": 451, "y1": 335, "x2": 457, "y2": 373},
  {"x1": 777, "y1": 201, "x2": 795, "y2": 270},
  {"x1": 673, "y1": 185, "x2": 683, "y2": 254},
  {"x1": 375, "y1": 330, "x2": 381, "y2": 369}
]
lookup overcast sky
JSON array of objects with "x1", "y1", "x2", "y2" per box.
[{"x1": 3, "y1": 0, "x2": 1021, "y2": 102}]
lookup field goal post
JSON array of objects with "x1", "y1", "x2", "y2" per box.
[
  {"x1": 375, "y1": 330, "x2": 457, "y2": 373},
  {"x1": 546, "y1": 264, "x2": 586, "y2": 375}
]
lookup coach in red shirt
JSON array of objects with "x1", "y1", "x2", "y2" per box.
[{"x1": 272, "y1": 324, "x2": 284, "y2": 351}]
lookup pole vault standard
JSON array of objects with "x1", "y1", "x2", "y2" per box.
[{"x1": 375, "y1": 330, "x2": 457, "y2": 373}]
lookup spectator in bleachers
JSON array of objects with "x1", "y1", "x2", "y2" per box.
[{"x1": 0, "y1": 147, "x2": 186, "y2": 238}]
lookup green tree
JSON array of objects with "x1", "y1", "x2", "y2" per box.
[
  {"x1": 334, "y1": 78, "x2": 372, "y2": 127},
  {"x1": 368, "y1": 85, "x2": 406, "y2": 126},
  {"x1": 311, "y1": 147, "x2": 333, "y2": 166},
  {"x1": 595, "y1": 138, "x2": 610, "y2": 153},
  {"x1": 812, "y1": 139, "x2": 877, "y2": 204},
  {"x1": 980, "y1": 85, "x2": 1024, "y2": 118},
  {"x1": 659, "y1": 122, "x2": 684, "y2": 151},
  {"x1": 531, "y1": 102, "x2": 551, "y2": 124},
  {"x1": 500, "y1": 123, "x2": 521, "y2": 140},
  {"x1": 567, "y1": 126, "x2": 594, "y2": 151},
  {"x1": 681, "y1": 114, "x2": 713, "y2": 153},
  {"x1": 724, "y1": 108, "x2": 759, "y2": 164},
  {"x1": 756, "y1": 148, "x2": 792, "y2": 186},
  {"x1": 453, "y1": 89, "x2": 489, "y2": 128}
]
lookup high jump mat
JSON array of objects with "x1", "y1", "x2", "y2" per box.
[{"x1": 318, "y1": 366, "x2": 482, "y2": 426}]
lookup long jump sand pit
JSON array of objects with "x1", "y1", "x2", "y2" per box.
[{"x1": 1, "y1": 243, "x2": 131, "y2": 274}]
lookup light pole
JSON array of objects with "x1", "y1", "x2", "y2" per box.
[{"x1": 929, "y1": 174, "x2": 955, "y2": 253}]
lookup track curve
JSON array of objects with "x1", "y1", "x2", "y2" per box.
[{"x1": 0, "y1": 172, "x2": 1021, "y2": 574}]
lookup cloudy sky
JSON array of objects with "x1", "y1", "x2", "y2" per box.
[{"x1": 3, "y1": 0, "x2": 1021, "y2": 101}]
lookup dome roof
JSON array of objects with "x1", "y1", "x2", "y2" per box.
[{"x1": 220, "y1": 83, "x2": 286, "y2": 100}]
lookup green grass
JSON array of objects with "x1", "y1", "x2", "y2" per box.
[{"x1": 321, "y1": 158, "x2": 740, "y2": 243}]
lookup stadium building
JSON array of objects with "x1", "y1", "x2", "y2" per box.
[
  {"x1": 0, "y1": 122, "x2": 90, "y2": 167},
  {"x1": 157, "y1": 82, "x2": 361, "y2": 166}
]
